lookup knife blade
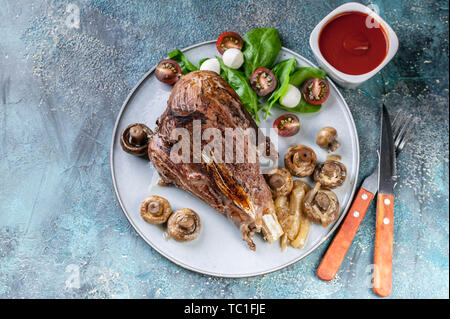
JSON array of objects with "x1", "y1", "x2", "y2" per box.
[
  {"x1": 378, "y1": 104, "x2": 397, "y2": 194},
  {"x1": 373, "y1": 104, "x2": 396, "y2": 297}
]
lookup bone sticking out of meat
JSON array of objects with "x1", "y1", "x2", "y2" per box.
[{"x1": 148, "y1": 70, "x2": 283, "y2": 249}]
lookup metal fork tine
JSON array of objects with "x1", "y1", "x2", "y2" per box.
[
  {"x1": 393, "y1": 113, "x2": 406, "y2": 145},
  {"x1": 397, "y1": 120, "x2": 415, "y2": 152},
  {"x1": 391, "y1": 111, "x2": 402, "y2": 130},
  {"x1": 392, "y1": 112, "x2": 406, "y2": 138},
  {"x1": 395, "y1": 116, "x2": 413, "y2": 149}
]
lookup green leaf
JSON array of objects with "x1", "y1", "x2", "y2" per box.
[
  {"x1": 217, "y1": 57, "x2": 260, "y2": 124},
  {"x1": 272, "y1": 99, "x2": 322, "y2": 114},
  {"x1": 264, "y1": 63, "x2": 326, "y2": 116},
  {"x1": 168, "y1": 49, "x2": 198, "y2": 74},
  {"x1": 264, "y1": 58, "x2": 296, "y2": 118},
  {"x1": 242, "y1": 27, "x2": 282, "y2": 79},
  {"x1": 289, "y1": 67, "x2": 326, "y2": 86}
]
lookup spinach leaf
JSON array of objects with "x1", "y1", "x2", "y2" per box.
[
  {"x1": 264, "y1": 58, "x2": 296, "y2": 118},
  {"x1": 289, "y1": 67, "x2": 326, "y2": 86},
  {"x1": 265, "y1": 62, "x2": 327, "y2": 116},
  {"x1": 242, "y1": 27, "x2": 282, "y2": 79},
  {"x1": 272, "y1": 100, "x2": 322, "y2": 114},
  {"x1": 217, "y1": 58, "x2": 260, "y2": 124},
  {"x1": 168, "y1": 49, "x2": 198, "y2": 74}
]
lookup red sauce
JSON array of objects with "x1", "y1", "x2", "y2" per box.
[{"x1": 319, "y1": 11, "x2": 388, "y2": 75}]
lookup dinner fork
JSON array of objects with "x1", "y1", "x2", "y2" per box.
[{"x1": 317, "y1": 111, "x2": 415, "y2": 281}]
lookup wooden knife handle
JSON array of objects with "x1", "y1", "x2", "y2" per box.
[
  {"x1": 373, "y1": 193, "x2": 395, "y2": 297},
  {"x1": 317, "y1": 188, "x2": 375, "y2": 281}
]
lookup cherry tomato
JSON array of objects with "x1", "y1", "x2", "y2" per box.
[
  {"x1": 216, "y1": 31, "x2": 243, "y2": 55},
  {"x1": 155, "y1": 59, "x2": 182, "y2": 85},
  {"x1": 302, "y1": 78, "x2": 330, "y2": 105},
  {"x1": 273, "y1": 114, "x2": 300, "y2": 137},
  {"x1": 250, "y1": 67, "x2": 277, "y2": 97}
]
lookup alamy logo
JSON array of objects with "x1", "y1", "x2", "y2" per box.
[{"x1": 168, "y1": 120, "x2": 278, "y2": 174}]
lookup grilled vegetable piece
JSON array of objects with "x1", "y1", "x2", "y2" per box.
[
  {"x1": 140, "y1": 196, "x2": 172, "y2": 224},
  {"x1": 274, "y1": 195, "x2": 290, "y2": 251},
  {"x1": 316, "y1": 127, "x2": 340, "y2": 151},
  {"x1": 265, "y1": 167, "x2": 293, "y2": 197},
  {"x1": 303, "y1": 182, "x2": 339, "y2": 227},
  {"x1": 120, "y1": 123, "x2": 153, "y2": 156},
  {"x1": 314, "y1": 160, "x2": 347, "y2": 189},
  {"x1": 290, "y1": 181, "x2": 312, "y2": 249},
  {"x1": 284, "y1": 145, "x2": 317, "y2": 177},
  {"x1": 167, "y1": 208, "x2": 201, "y2": 241}
]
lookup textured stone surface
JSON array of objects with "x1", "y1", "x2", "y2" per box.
[{"x1": 0, "y1": 0, "x2": 448, "y2": 298}]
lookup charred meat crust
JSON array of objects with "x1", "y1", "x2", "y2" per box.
[{"x1": 148, "y1": 71, "x2": 278, "y2": 249}]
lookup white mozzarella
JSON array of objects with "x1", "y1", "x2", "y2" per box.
[
  {"x1": 222, "y1": 48, "x2": 244, "y2": 69},
  {"x1": 200, "y1": 58, "x2": 221, "y2": 74},
  {"x1": 280, "y1": 84, "x2": 301, "y2": 108}
]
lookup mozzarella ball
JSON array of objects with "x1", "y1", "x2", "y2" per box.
[
  {"x1": 200, "y1": 58, "x2": 220, "y2": 74},
  {"x1": 280, "y1": 84, "x2": 301, "y2": 108},
  {"x1": 222, "y1": 48, "x2": 244, "y2": 69}
]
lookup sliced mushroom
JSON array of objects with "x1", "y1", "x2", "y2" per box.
[
  {"x1": 120, "y1": 123, "x2": 153, "y2": 156},
  {"x1": 284, "y1": 145, "x2": 317, "y2": 177},
  {"x1": 265, "y1": 167, "x2": 293, "y2": 197},
  {"x1": 314, "y1": 160, "x2": 347, "y2": 189},
  {"x1": 303, "y1": 182, "x2": 339, "y2": 227},
  {"x1": 316, "y1": 127, "x2": 340, "y2": 152},
  {"x1": 274, "y1": 195, "x2": 290, "y2": 251},
  {"x1": 140, "y1": 195, "x2": 172, "y2": 224},
  {"x1": 167, "y1": 208, "x2": 201, "y2": 241}
]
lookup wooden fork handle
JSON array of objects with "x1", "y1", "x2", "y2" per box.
[
  {"x1": 373, "y1": 193, "x2": 395, "y2": 297},
  {"x1": 317, "y1": 188, "x2": 375, "y2": 281}
]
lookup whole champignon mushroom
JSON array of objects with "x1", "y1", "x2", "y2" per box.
[
  {"x1": 167, "y1": 208, "x2": 201, "y2": 242},
  {"x1": 316, "y1": 127, "x2": 340, "y2": 152},
  {"x1": 314, "y1": 160, "x2": 347, "y2": 189},
  {"x1": 303, "y1": 182, "x2": 339, "y2": 227},
  {"x1": 284, "y1": 145, "x2": 317, "y2": 177},
  {"x1": 120, "y1": 123, "x2": 153, "y2": 156},
  {"x1": 140, "y1": 195, "x2": 172, "y2": 224},
  {"x1": 265, "y1": 167, "x2": 293, "y2": 197}
]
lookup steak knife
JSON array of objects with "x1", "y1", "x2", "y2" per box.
[
  {"x1": 317, "y1": 104, "x2": 395, "y2": 286},
  {"x1": 316, "y1": 167, "x2": 377, "y2": 281},
  {"x1": 373, "y1": 104, "x2": 397, "y2": 297}
]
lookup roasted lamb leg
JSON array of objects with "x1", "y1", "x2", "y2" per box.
[{"x1": 148, "y1": 71, "x2": 283, "y2": 249}]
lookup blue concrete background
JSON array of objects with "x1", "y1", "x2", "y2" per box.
[{"x1": 0, "y1": 0, "x2": 448, "y2": 298}]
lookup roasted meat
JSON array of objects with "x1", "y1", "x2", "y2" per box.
[{"x1": 148, "y1": 71, "x2": 283, "y2": 249}]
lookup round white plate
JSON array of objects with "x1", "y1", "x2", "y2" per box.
[{"x1": 110, "y1": 41, "x2": 360, "y2": 277}]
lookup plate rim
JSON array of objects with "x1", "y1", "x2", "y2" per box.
[{"x1": 110, "y1": 40, "x2": 360, "y2": 278}]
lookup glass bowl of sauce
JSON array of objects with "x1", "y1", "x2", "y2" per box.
[{"x1": 310, "y1": 2, "x2": 398, "y2": 88}]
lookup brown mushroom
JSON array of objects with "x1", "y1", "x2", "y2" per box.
[
  {"x1": 120, "y1": 123, "x2": 153, "y2": 156},
  {"x1": 284, "y1": 145, "x2": 317, "y2": 177},
  {"x1": 167, "y1": 208, "x2": 201, "y2": 241},
  {"x1": 303, "y1": 182, "x2": 339, "y2": 227},
  {"x1": 314, "y1": 160, "x2": 347, "y2": 189},
  {"x1": 140, "y1": 195, "x2": 172, "y2": 224},
  {"x1": 265, "y1": 167, "x2": 293, "y2": 197},
  {"x1": 316, "y1": 127, "x2": 340, "y2": 152}
]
